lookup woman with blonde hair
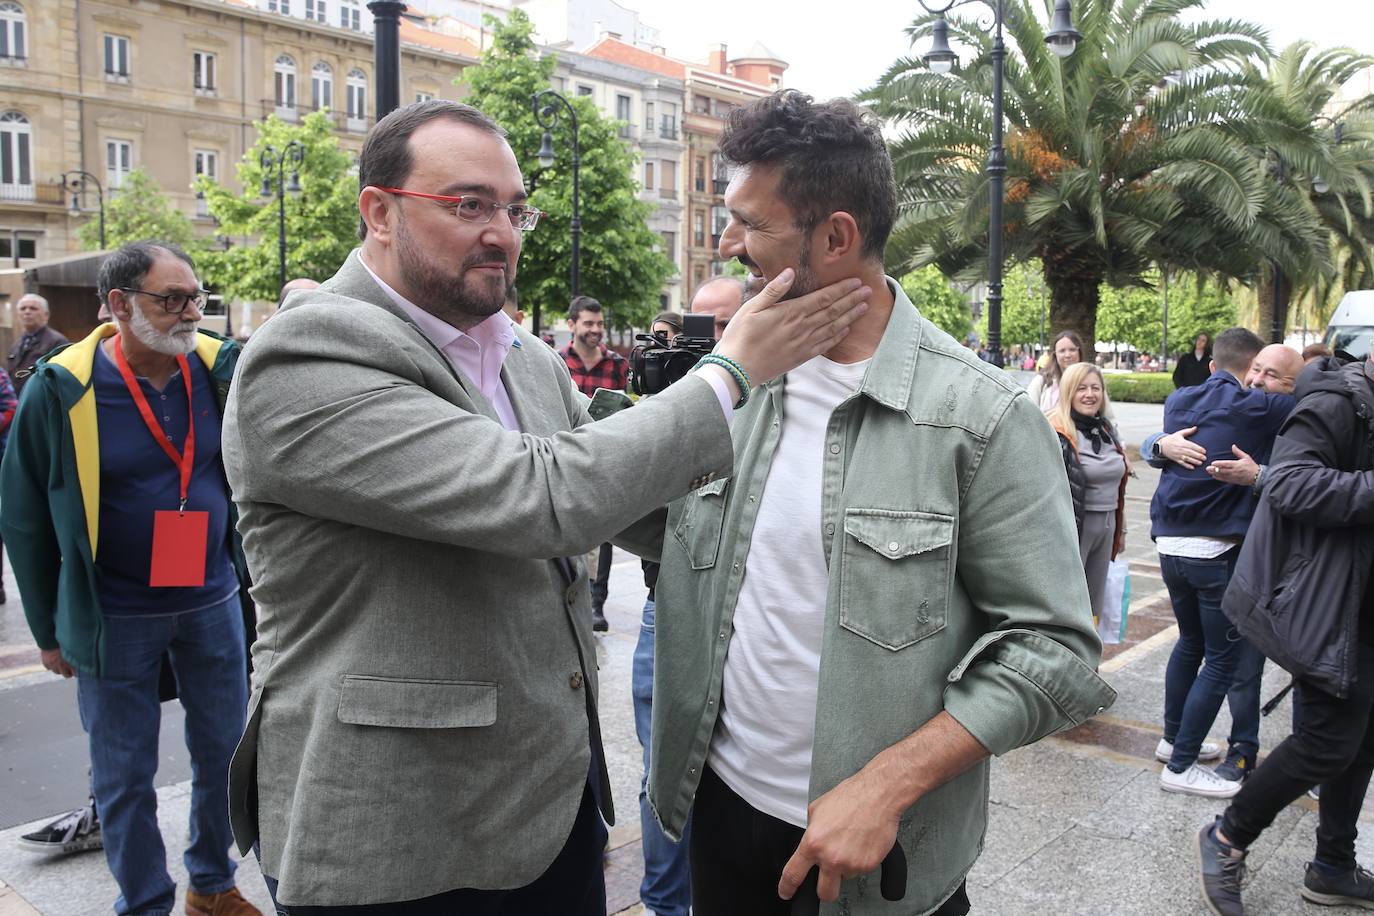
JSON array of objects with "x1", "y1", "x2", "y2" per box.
[
  {"x1": 1048, "y1": 362, "x2": 1129, "y2": 624},
  {"x1": 1027, "y1": 330, "x2": 1085, "y2": 410}
]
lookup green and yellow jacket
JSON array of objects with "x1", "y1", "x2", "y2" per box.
[{"x1": 0, "y1": 324, "x2": 245, "y2": 676}]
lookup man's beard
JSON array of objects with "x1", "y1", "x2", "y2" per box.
[
  {"x1": 740, "y1": 243, "x2": 816, "y2": 305},
  {"x1": 396, "y1": 212, "x2": 513, "y2": 327},
  {"x1": 129, "y1": 305, "x2": 197, "y2": 355}
]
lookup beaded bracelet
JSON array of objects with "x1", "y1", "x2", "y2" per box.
[{"x1": 698, "y1": 353, "x2": 751, "y2": 409}]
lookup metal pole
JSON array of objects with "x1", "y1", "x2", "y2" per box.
[
  {"x1": 985, "y1": 0, "x2": 1007, "y2": 368},
  {"x1": 97, "y1": 188, "x2": 105, "y2": 249},
  {"x1": 570, "y1": 140, "x2": 581, "y2": 299},
  {"x1": 63, "y1": 170, "x2": 106, "y2": 249},
  {"x1": 368, "y1": 1, "x2": 405, "y2": 120},
  {"x1": 277, "y1": 177, "x2": 287, "y2": 297},
  {"x1": 533, "y1": 89, "x2": 581, "y2": 304},
  {"x1": 1161, "y1": 267, "x2": 1169, "y2": 372}
]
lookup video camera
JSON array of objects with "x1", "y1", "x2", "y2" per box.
[{"x1": 629, "y1": 313, "x2": 717, "y2": 396}]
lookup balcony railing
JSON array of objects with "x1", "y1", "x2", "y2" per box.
[
  {"x1": 261, "y1": 100, "x2": 373, "y2": 133},
  {"x1": 712, "y1": 178, "x2": 728, "y2": 195},
  {"x1": 0, "y1": 181, "x2": 66, "y2": 205},
  {"x1": 659, "y1": 120, "x2": 679, "y2": 140}
]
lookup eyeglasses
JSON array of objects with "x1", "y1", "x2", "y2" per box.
[
  {"x1": 118, "y1": 287, "x2": 209, "y2": 314},
  {"x1": 373, "y1": 186, "x2": 543, "y2": 231}
]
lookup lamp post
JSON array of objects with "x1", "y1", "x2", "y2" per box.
[
  {"x1": 259, "y1": 140, "x2": 304, "y2": 299},
  {"x1": 63, "y1": 170, "x2": 105, "y2": 249},
  {"x1": 533, "y1": 88, "x2": 581, "y2": 338},
  {"x1": 368, "y1": 1, "x2": 405, "y2": 119},
  {"x1": 920, "y1": 0, "x2": 1081, "y2": 367}
]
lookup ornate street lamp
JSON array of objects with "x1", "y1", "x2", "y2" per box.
[
  {"x1": 921, "y1": 0, "x2": 1081, "y2": 367},
  {"x1": 532, "y1": 88, "x2": 581, "y2": 337},
  {"x1": 63, "y1": 170, "x2": 105, "y2": 249},
  {"x1": 259, "y1": 140, "x2": 305, "y2": 299}
]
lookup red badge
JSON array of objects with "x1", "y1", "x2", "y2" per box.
[{"x1": 150, "y1": 510, "x2": 209, "y2": 587}]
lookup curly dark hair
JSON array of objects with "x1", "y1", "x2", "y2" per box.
[{"x1": 717, "y1": 90, "x2": 897, "y2": 262}]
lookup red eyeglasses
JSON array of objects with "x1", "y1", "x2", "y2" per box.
[{"x1": 373, "y1": 186, "x2": 543, "y2": 231}]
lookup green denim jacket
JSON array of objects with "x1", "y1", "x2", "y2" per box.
[{"x1": 650, "y1": 279, "x2": 1117, "y2": 915}]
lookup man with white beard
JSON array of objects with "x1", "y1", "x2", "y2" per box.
[{"x1": 1, "y1": 242, "x2": 260, "y2": 916}]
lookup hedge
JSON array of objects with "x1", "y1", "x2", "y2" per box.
[{"x1": 1105, "y1": 373, "x2": 1175, "y2": 404}]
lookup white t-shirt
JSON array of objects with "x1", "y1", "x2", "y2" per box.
[{"x1": 707, "y1": 353, "x2": 870, "y2": 827}]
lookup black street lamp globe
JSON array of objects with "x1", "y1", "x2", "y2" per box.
[
  {"x1": 920, "y1": 0, "x2": 1080, "y2": 367},
  {"x1": 532, "y1": 89, "x2": 582, "y2": 337}
]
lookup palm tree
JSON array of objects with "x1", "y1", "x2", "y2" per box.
[
  {"x1": 860, "y1": 0, "x2": 1332, "y2": 349},
  {"x1": 1243, "y1": 42, "x2": 1374, "y2": 339}
]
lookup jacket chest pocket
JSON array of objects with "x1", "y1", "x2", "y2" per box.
[
  {"x1": 673, "y1": 478, "x2": 730, "y2": 570},
  {"x1": 840, "y1": 509, "x2": 954, "y2": 650}
]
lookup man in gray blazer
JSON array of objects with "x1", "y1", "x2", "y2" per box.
[{"x1": 221, "y1": 100, "x2": 871, "y2": 913}]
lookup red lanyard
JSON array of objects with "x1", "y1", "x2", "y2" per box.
[{"x1": 111, "y1": 334, "x2": 195, "y2": 510}]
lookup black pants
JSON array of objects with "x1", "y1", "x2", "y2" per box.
[
  {"x1": 591, "y1": 543, "x2": 613, "y2": 609},
  {"x1": 1222, "y1": 642, "x2": 1374, "y2": 870},
  {"x1": 690, "y1": 765, "x2": 971, "y2": 916},
  {"x1": 262, "y1": 781, "x2": 608, "y2": 915}
]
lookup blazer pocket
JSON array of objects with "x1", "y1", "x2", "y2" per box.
[
  {"x1": 673, "y1": 477, "x2": 730, "y2": 570},
  {"x1": 337, "y1": 675, "x2": 498, "y2": 729},
  {"x1": 840, "y1": 509, "x2": 954, "y2": 651}
]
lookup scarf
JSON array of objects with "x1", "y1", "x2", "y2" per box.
[{"x1": 1071, "y1": 409, "x2": 1114, "y2": 455}]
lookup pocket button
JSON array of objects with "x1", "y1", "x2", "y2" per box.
[{"x1": 570, "y1": 672, "x2": 584, "y2": 690}]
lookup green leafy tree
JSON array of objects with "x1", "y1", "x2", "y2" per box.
[
  {"x1": 861, "y1": 0, "x2": 1336, "y2": 351},
  {"x1": 900, "y1": 265, "x2": 971, "y2": 341},
  {"x1": 77, "y1": 169, "x2": 197, "y2": 251},
  {"x1": 1093, "y1": 271, "x2": 1236, "y2": 354},
  {"x1": 198, "y1": 112, "x2": 358, "y2": 302},
  {"x1": 459, "y1": 10, "x2": 674, "y2": 332},
  {"x1": 975, "y1": 260, "x2": 1049, "y2": 350}
]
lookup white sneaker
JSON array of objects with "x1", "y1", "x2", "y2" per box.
[
  {"x1": 1155, "y1": 738, "x2": 1222, "y2": 764},
  {"x1": 1160, "y1": 763, "x2": 1242, "y2": 798}
]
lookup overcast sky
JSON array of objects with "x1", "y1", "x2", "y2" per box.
[{"x1": 633, "y1": 0, "x2": 1374, "y2": 101}]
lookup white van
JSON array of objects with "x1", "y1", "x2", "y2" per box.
[{"x1": 1324, "y1": 290, "x2": 1374, "y2": 358}]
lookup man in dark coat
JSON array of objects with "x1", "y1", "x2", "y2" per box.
[
  {"x1": 1196, "y1": 348, "x2": 1374, "y2": 915},
  {"x1": 7, "y1": 294, "x2": 69, "y2": 396}
]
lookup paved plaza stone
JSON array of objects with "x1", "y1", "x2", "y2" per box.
[{"x1": 3, "y1": 400, "x2": 1371, "y2": 914}]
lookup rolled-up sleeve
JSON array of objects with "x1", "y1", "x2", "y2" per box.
[{"x1": 943, "y1": 392, "x2": 1117, "y2": 755}]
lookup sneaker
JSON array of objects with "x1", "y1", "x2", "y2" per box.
[
  {"x1": 1162, "y1": 763, "x2": 1243, "y2": 798},
  {"x1": 1157, "y1": 738, "x2": 1223, "y2": 764},
  {"x1": 185, "y1": 886, "x2": 262, "y2": 916},
  {"x1": 17, "y1": 801, "x2": 102, "y2": 855},
  {"x1": 1214, "y1": 747, "x2": 1257, "y2": 783},
  {"x1": 1197, "y1": 818, "x2": 1247, "y2": 915},
  {"x1": 1301, "y1": 862, "x2": 1374, "y2": 909}
]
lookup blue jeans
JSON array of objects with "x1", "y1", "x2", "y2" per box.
[
  {"x1": 1227, "y1": 639, "x2": 1265, "y2": 759},
  {"x1": 632, "y1": 598, "x2": 692, "y2": 916},
  {"x1": 1161, "y1": 550, "x2": 1243, "y2": 771},
  {"x1": 77, "y1": 596, "x2": 248, "y2": 915}
]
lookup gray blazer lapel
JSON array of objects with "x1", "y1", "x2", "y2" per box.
[{"x1": 501, "y1": 335, "x2": 577, "y2": 437}]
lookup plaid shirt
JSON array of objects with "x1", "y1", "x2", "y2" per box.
[{"x1": 560, "y1": 344, "x2": 628, "y2": 397}]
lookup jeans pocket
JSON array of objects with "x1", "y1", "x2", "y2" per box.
[{"x1": 839, "y1": 509, "x2": 954, "y2": 651}]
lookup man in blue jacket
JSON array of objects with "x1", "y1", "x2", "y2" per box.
[{"x1": 1150, "y1": 328, "x2": 1294, "y2": 798}]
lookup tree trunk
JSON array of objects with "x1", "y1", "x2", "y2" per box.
[
  {"x1": 1045, "y1": 270, "x2": 1103, "y2": 358},
  {"x1": 1254, "y1": 263, "x2": 1293, "y2": 344}
]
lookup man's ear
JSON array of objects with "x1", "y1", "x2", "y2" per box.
[
  {"x1": 815, "y1": 211, "x2": 861, "y2": 266},
  {"x1": 107, "y1": 289, "x2": 133, "y2": 322},
  {"x1": 1209, "y1": 359, "x2": 1217, "y2": 374},
  {"x1": 358, "y1": 186, "x2": 396, "y2": 243}
]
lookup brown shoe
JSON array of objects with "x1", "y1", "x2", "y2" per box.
[{"x1": 185, "y1": 886, "x2": 261, "y2": 916}]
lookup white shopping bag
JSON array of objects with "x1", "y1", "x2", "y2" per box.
[{"x1": 1097, "y1": 559, "x2": 1131, "y2": 645}]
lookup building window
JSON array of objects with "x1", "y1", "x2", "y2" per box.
[
  {"x1": 660, "y1": 160, "x2": 676, "y2": 198},
  {"x1": 576, "y1": 84, "x2": 593, "y2": 97},
  {"x1": 643, "y1": 161, "x2": 654, "y2": 191},
  {"x1": 694, "y1": 157, "x2": 705, "y2": 192},
  {"x1": 106, "y1": 139, "x2": 132, "y2": 189},
  {"x1": 275, "y1": 55, "x2": 297, "y2": 117},
  {"x1": 660, "y1": 102, "x2": 677, "y2": 139},
  {"x1": 312, "y1": 61, "x2": 332, "y2": 110},
  {"x1": 616, "y1": 93, "x2": 631, "y2": 121},
  {"x1": 644, "y1": 101, "x2": 654, "y2": 132},
  {"x1": 339, "y1": 0, "x2": 361, "y2": 30},
  {"x1": 346, "y1": 68, "x2": 367, "y2": 129},
  {"x1": 0, "y1": 2, "x2": 26, "y2": 60},
  {"x1": 268, "y1": 0, "x2": 291, "y2": 13},
  {"x1": 0, "y1": 235, "x2": 37, "y2": 261},
  {"x1": 692, "y1": 94, "x2": 711, "y2": 115},
  {"x1": 305, "y1": 0, "x2": 326, "y2": 22},
  {"x1": 415, "y1": 91, "x2": 434, "y2": 103},
  {"x1": 193, "y1": 51, "x2": 217, "y2": 92},
  {"x1": 104, "y1": 33, "x2": 130, "y2": 79},
  {"x1": 712, "y1": 152, "x2": 730, "y2": 194},
  {"x1": 693, "y1": 210, "x2": 704, "y2": 248},
  {"x1": 660, "y1": 231, "x2": 675, "y2": 257},
  {"x1": 194, "y1": 149, "x2": 218, "y2": 215},
  {"x1": 0, "y1": 110, "x2": 32, "y2": 196},
  {"x1": 711, "y1": 204, "x2": 729, "y2": 242}
]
